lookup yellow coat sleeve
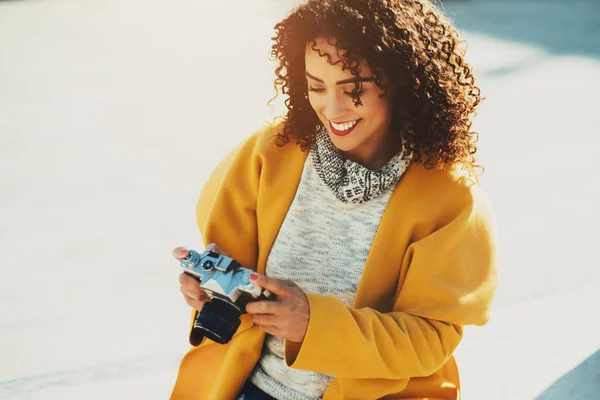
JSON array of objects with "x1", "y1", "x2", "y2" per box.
[
  {"x1": 287, "y1": 183, "x2": 497, "y2": 380},
  {"x1": 196, "y1": 135, "x2": 262, "y2": 270}
]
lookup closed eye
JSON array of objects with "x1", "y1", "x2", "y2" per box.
[{"x1": 308, "y1": 87, "x2": 325, "y2": 92}]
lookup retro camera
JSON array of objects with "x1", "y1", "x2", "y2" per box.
[{"x1": 173, "y1": 246, "x2": 274, "y2": 345}]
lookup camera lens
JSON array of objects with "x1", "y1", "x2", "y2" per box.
[
  {"x1": 192, "y1": 297, "x2": 243, "y2": 344},
  {"x1": 202, "y1": 260, "x2": 214, "y2": 270}
]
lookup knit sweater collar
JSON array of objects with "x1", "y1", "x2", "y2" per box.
[{"x1": 310, "y1": 125, "x2": 413, "y2": 204}]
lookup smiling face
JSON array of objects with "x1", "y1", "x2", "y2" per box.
[{"x1": 305, "y1": 37, "x2": 399, "y2": 169}]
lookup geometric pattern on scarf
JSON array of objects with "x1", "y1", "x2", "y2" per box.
[{"x1": 310, "y1": 124, "x2": 413, "y2": 204}]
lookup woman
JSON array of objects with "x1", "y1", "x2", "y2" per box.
[{"x1": 172, "y1": 0, "x2": 497, "y2": 399}]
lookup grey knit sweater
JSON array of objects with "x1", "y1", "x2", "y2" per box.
[{"x1": 244, "y1": 136, "x2": 411, "y2": 399}]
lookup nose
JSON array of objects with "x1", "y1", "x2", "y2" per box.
[{"x1": 322, "y1": 91, "x2": 348, "y2": 121}]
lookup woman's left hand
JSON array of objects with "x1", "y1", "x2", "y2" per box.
[{"x1": 246, "y1": 273, "x2": 310, "y2": 343}]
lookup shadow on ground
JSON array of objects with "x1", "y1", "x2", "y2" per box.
[
  {"x1": 535, "y1": 350, "x2": 600, "y2": 399},
  {"x1": 441, "y1": 0, "x2": 600, "y2": 59}
]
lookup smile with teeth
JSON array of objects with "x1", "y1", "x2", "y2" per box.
[{"x1": 329, "y1": 118, "x2": 361, "y2": 136}]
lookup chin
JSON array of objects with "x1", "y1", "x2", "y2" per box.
[{"x1": 326, "y1": 129, "x2": 360, "y2": 152}]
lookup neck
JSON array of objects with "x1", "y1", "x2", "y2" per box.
[{"x1": 344, "y1": 132, "x2": 402, "y2": 170}]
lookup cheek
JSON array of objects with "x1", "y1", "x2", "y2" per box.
[
  {"x1": 308, "y1": 95, "x2": 323, "y2": 115},
  {"x1": 362, "y1": 96, "x2": 393, "y2": 124}
]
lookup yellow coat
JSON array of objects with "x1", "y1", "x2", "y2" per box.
[{"x1": 171, "y1": 123, "x2": 498, "y2": 400}]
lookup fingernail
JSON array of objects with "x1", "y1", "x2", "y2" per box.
[{"x1": 250, "y1": 273, "x2": 259, "y2": 281}]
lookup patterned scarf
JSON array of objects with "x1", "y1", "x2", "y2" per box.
[{"x1": 310, "y1": 125, "x2": 413, "y2": 204}]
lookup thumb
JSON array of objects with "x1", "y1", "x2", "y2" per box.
[{"x1": 250, "y1": 273, "x2": 291, "y2": 298}]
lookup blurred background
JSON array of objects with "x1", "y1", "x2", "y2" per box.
[{"x1": 1, "y1": 0, "x2": 598, "y2": 398}]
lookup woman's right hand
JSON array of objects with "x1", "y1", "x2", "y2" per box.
[
  {"x1": 179, "y1": 272, "x2": 211, "y2": 311},
  {"x1": 178, "y1": 243, "x2": 226, "y2": 311}
]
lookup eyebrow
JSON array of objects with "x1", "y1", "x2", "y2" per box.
[{"x1": 305, "y1": 71, "x2": 374, "y2": 85}]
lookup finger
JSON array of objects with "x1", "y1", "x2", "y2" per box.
[
  {"x1": 181, "y1": 289, "x2": 202, "y2": 303},
  {"x1": 251, "y1": 314, "x2": 279, "y2": 327},
  {"x1": 179, "y1": 274, "x2": 208, "y2": 293},
  {"x1": 183, "y1": 294, "x2": 207, "y2": 311},
  {"x1": 258, "y1": 324, "x2": 280, "y2": 337},
  {"x1": 180, "y1": 285, "x2": 210, "y2": 301},
  {"x1": 246, "y1": 300, "x2": 286, "y2": 315},
  {"x1": 179, "y1": 272, "x2": 199, "y2": 286},
  {"x1": 249, "y1": 273, "x2": 291, "y2": 297},
  {"x1": 173, "y1": 246, "x2": 190, "y2": 260},
  {"x1": 205, "y1": 243, "x2": 227, "y2": 256}
]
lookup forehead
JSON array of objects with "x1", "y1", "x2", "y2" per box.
[{"x1": 304, "y1": 37, "x2": 372, "y2": 79}]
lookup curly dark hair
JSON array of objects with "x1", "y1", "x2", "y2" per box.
[{"x1": 269, "y1": 0, "x2": 483, "y2": 172}]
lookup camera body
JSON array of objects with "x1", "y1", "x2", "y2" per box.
[{"x1": 174, "y1": 247, "x2": 273, "y2": 344}]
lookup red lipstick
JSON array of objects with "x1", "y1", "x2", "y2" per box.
[{"x1": 329, "y1": 119, "x2": 361, "y2": 136}]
